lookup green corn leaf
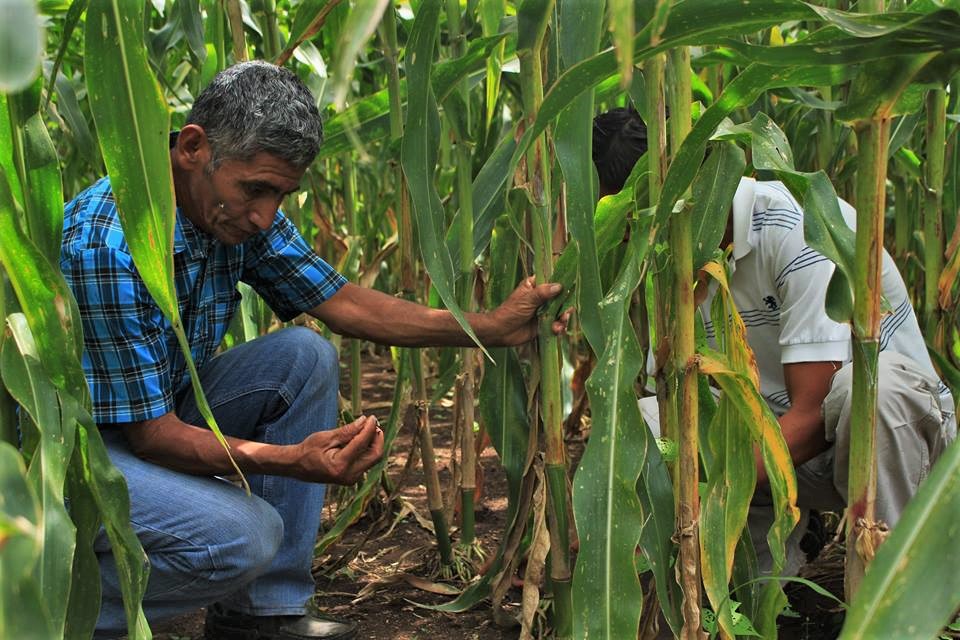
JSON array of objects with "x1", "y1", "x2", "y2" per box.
[
  {"x1": 3, "y1": 315, "x2": 77, "y2": 638},
  {"x1": 698, "y1": 347, "x2": 800, "y2": 638},
  {"x1": 320, "y1": 34, "x2": 511, "y2": 159},
  {"x1": 572, "y1": 224, "x2": 651, "y2": 638},
  {"x1": 60, "y1": 394, "x2": 151, "y2": 640},
  {"x1": 63, "y1": 447, "x2": 104, "y2": 640},
  {"x1": 479, "y1": 0, "x2": 507, "y2": 131},
  {"x1": 51, "y1": 71, "x2": 99, "y2": 167},
  {"x1": 400, "y1": 0, "x2": 487, "y2": 356},
  {"x1": 328, "y1": 0, "x2": 390, "y2": 110},
  {"x1": 555, "y1": 0, "x2": 605, "y2": 354},
  {"x1": 2, "y1": 82, "x2": 64, "y2": 265},
  {"x1": 177, "y1": 0, "x2": 207, "y2": 65},
  {"x1": 840, "y1": 437, "x2": 960, "y2": 640},
  {"x1": 283, "y1": 0, "x2": 341, "y2": 66},
  {"x1": 0, "y1": 172, "x2": 84, "y2": 398},
  {"x1": 656, "y1": 64, "x2": 853, "y2": 235},
  {"x1": 691, "y1": 140, "x2": 745, "y2": 270},
  {"x1": 479, "y1": 216, "x2": 529, "y2": 526},
  {"x1": 43, "y1": 0, "x2": 88, "y2": 112},
  {"x1": 85, "y1": 0, "x2": 242, "y2": 482},
  {"x1": 0, "y1": 442, "x2": 52, "y2": 640}
]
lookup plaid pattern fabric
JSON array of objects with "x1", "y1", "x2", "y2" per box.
[{"x1": 61, "y1": 176, "x2": 346, "y2": 424}]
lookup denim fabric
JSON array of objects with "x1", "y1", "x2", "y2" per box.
[{"x1": 94, "y1": 327, "x2": 340, "y2": 637}]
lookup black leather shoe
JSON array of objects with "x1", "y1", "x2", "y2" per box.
[{"x1": 204, "y1": 603, "x2": 358, "y2": 640}]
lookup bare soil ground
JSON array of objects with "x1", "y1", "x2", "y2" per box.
[{"x1": 142, "y1": 350, "x2": 848, "y2": 640}]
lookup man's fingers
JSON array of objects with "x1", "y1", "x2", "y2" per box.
[
  {"x1": 530, "y1": 282, "x2": 564, "y2": 304},
  {"x1": 551, "y1": 307, "x2": 575, "y2": 335},
  {"x1": 355, "y1": 426, "x2": 385, "y2": 469},
  {"x1": 337, "y1": 415, "x2": 379, "y2": 460},
  {"x1": 328, "y1": 416, "x2": 368, "y2": 445}
]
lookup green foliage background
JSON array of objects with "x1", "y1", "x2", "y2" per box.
[{"x1": 1, "y1": 1, "x2": 959, "y2": 638}]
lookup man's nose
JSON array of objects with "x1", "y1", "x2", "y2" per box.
[{"x1": 249, "y1": 207, "x2": 277, "y2": 231}]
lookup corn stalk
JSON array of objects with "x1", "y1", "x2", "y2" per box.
[
  {"x1": 923, "y1": 88, "x2": 946, "y2": 344},
  {"x1": 380, "y1": 3, "x2": 452, "y2": 567},
  {"x1": 664, "y1": 46, "x2": 705, "y2": 640},
  {"x1": 516, "y1": 0, "x2": 570, "y2": 635}
]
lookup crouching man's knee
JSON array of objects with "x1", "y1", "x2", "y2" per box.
[{"x1": 825, "y1": 351, "x2": 949, "y2": 526}]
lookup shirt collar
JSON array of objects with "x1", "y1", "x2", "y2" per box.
[{"x1": 730, "y1": 176, "x2": 757, "y2": 262}]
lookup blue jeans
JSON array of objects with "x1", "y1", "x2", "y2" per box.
[{"x1": 94, "y1": 327, "x2": 340, "y2": 636}]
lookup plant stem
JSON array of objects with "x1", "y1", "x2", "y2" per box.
[
  {"x1": 667, "y1": 46, "x2": 704, "y2": 640},
  {"x1": 846, "y1": 118, "x2": 891, "y2": 599},
  {"x1": 343, "y1": 158, "x2": 363, "y2": 416},
  {"x1": 380, "y1": 5, "x2": 451, "y2": 566},
  {"x1": 519, "y1": 15, "x2": 571, "y2": 637},
  {"x1": 224, "y1": 0, "x2": 247, "y2": 62},
  {"x1": 443, "y1": 0, "x2": 480, "y2": 547},
  {"x1": 259, "y1": 0, "x2": 282, "y2": 61},
  {"x1": 923, "y1": 89, "x2": 946, "y2": 341}
]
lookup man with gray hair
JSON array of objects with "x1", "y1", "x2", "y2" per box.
[{"x1": 62, "y1": 61, "x2": 567, "y2": 640}]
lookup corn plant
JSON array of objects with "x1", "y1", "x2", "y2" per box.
[{"x1": 6, "y1": 1, "x2": 960, "y2": 639}]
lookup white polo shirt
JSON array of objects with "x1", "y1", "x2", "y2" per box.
[{"x1": 701, "y1": 177, "x2": 952, "y2": 417}]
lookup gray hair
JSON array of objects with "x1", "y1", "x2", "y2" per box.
[{"x1": 187, "y1": 61, "x2": 323, "y2": 170}]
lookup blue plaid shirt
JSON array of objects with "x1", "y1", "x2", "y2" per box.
[{"x1": 61, "y1": 177, "x2": 347, "y2": 424}]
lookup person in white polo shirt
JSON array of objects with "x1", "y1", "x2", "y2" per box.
[{"x1": 592, "y1": 107, "x2": 957, "y2": 572}]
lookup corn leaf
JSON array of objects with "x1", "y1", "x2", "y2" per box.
[
  {"x1": 572, "y1": 224, "x2": 650, "y2": 638},
  {"x1": 59, "y1": 393, "x2": 151, "y2": 640},
  {"x1": 320, "y1": 34, "x2": 510, "y2": 159},
  {"x1": 840, "y1": 438, "x2": 960, "y2": 639},
  {"x1": 400, "y1": 0, "x2": 487, "y2": 355},
  {"x1": 479, "y1": 216, "x2": 529, "y2": 525},
  {"x1": 85, "y1": 0, "x2": 242, "y2": 482},
  {"x1": 328, "y1": 0, "x2": 390, "y2": 110},
  {"x1": 0, "y1": 172, "x2": 84, "y2": 397},
  {"x1": 698, "y1": 348, "x2": 800, "y2": 638},
  {"x1": 0, "y1": 442, "x2": 51, "y2": 640},
  {"x1": 555, "y1": 0, "x2": 604, "y2": 353},
  {"x1": 3, "y1": 81, "x2": 64, "y2": 264},
  {"x1": 691, "y1": 140, "x2": 745, "y2": 270},
  {"x1": 0, "y1": 0, "x2": 42, "y2": 93},
  {"x1": 698, "y1": 261, "x2": 759, "y2": 638},
  {"x1": 715, "y1": 111, "x2": 858, "y2": 324},
  {"x1": 3, "y1": 315, "x2": 77, "y2": 638}
]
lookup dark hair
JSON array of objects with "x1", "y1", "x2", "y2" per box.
[
  {"x1": 187, "y1": 61, "x2": 323, "y2": 170},
  {"x1": 592, "y1": 107, "x2": 648, "y2": 194}
]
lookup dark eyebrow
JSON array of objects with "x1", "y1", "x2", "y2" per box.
[{"x1": 242, "y1": 180, "x2": 300, "y2": 197}]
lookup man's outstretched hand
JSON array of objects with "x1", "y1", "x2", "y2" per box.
[
  {"x1": 486, "y1": 276, "x2": 572, "y2": 346},
  {"x1": 292, "y1": 415, "x2": 384, "y2": 484}
]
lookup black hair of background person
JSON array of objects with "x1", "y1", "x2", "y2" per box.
[{"x1": 592, "y1": 106, "x2": 648, "y2": 195}]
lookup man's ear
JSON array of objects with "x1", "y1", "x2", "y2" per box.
[{"x1": 172, "y1": 124, "x2": 213, "y2": 171}]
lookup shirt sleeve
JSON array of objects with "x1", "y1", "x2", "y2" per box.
[
  {"x1": 241, "y1": 212, "x2": 347, "y2": 321},
  {"x1": 769, "y1": 213, "x2": 852, "y2": 364},
  {"x1": 63, "y1": 246, "x2": 174, "y2": 423}
]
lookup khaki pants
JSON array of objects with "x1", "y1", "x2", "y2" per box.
[{"x1": 638, "y1": 351, "x2": 956, "y2": 573}]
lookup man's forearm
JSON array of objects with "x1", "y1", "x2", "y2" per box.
[
  {"x1": 756, "y1": 407, "x2": 829, "y2": 485},
  {"x1": 122, "y1": 413, "x2": 301, "y2": 477},
  {"x1": 311, "y1": 283, "x2": 498, "y2": 347}
]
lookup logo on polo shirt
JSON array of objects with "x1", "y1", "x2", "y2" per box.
[{"x1": 763, "y1": 295, "x2": 779, "y2": 311}]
